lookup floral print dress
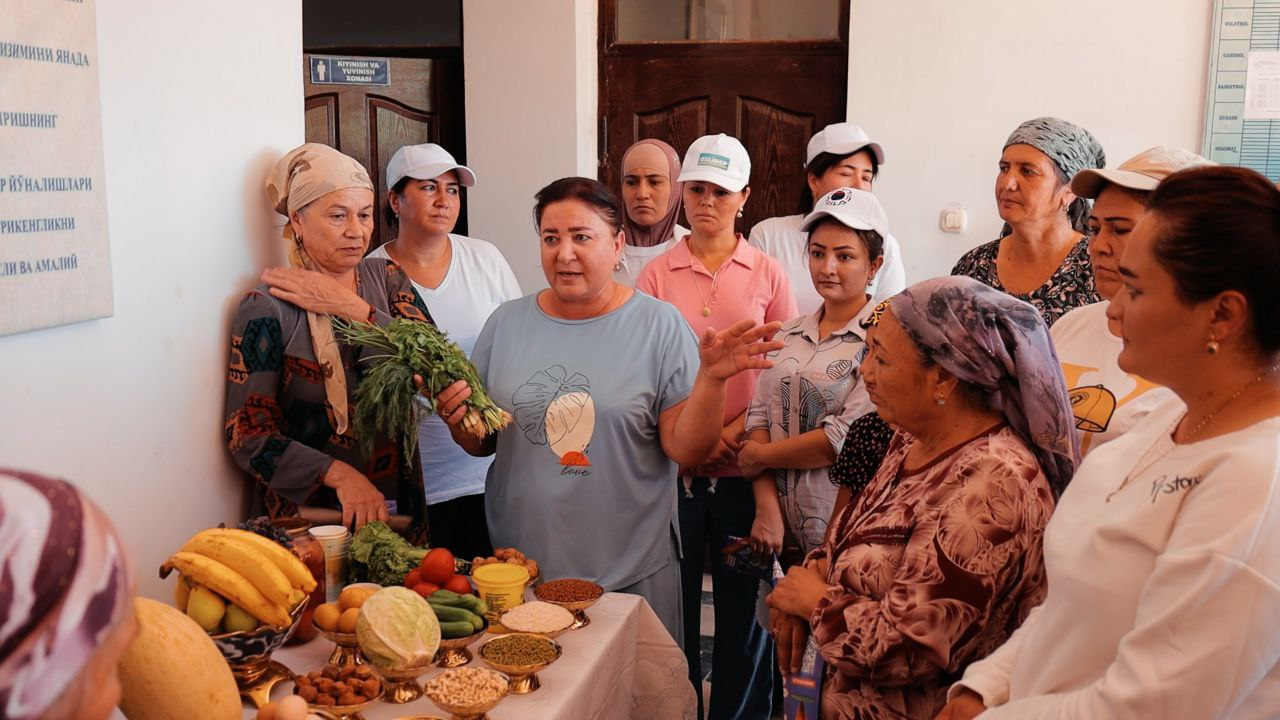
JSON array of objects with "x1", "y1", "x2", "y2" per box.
[
  {"x1": 804, "y1": 425, "x2": 1054, "y2": 719},
  {"x1": 950, "y1": 236, "x2": 1100, "y2": 328}
]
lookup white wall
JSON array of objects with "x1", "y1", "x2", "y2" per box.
[
  {"x1": 464, "y1": 0, "x2": 598, "y2": 292},
  {"x1": 846, "y1": 0, "x2": 1213, "y2": 283},
  {"x1": 0, "y1": 0, "x2": 303, "y2": 600}
]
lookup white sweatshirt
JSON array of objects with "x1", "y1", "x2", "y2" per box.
[{"x1": 954, "y1": 397, "x2": 1280, "y2": 718}]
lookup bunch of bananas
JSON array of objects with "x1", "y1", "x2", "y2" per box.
[{"x1": 161, "y1": 528, "x2": 316, "y2": 633}]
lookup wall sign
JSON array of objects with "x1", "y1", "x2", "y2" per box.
[
  {"x1": 1, "y1": 0, "x2": 113, "y2": 336},
  {"x1": 1203, "y1": 0, "x2": 1280, "y2": 179},
  {"x1": 308, "y1": 55, "x2": 391, "y2": 86}
]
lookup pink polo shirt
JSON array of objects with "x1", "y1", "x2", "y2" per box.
[{"x1": 636, "y1": 235, "x2": 797, "y2": 476}]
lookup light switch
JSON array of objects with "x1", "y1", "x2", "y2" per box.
[{"x1": 940, "y1": 203, "x2": 967, "y2": 233}]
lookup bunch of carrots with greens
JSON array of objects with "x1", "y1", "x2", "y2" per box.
[{"x1": 334, "y1": 318, "x2": 511, "y2": 464}]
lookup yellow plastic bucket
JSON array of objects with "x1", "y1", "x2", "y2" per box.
[{"x1": 471, "y1": 563, "x2": 530, "y2": 619}]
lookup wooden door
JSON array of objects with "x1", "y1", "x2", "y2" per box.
[
  {"x1": 600, "y1": 0, "x2": 849, "y2": 232},
  {"x1": 303, "y1": 54, "x2": 465, "y2": 248}
]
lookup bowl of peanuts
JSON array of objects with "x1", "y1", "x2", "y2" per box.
[
  {"x1": 423, "y1": 667, "x2": 510, "y2": 720},
  {"x1": 291, "y1": 665, "x2": 383, "y2": 719},
  {"x1": 532, "y1": 578, "x2": 603, "y2": 629}
]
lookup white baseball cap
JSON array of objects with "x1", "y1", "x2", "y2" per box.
[
  {"x1": 806, "y1": 122, "x2": 885, "y2": 167},
  {"x1": 800, "y1": 187, "x2": 890, "y2": 239},
  {"x1": 1071, "y1": 146, "x2": 1213, "y2": 199},
  {"x1": 677, "y1": 134, "x2": 751, "y2": 192},
  {"x1": 385, "y1": 143, "x2": 477, "y2": 189}
]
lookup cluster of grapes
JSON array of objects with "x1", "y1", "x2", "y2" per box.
[{"x1": 228, "y1": 516, "x2": 294, "y2": 549}]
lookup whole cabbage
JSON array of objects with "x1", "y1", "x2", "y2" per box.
[{"x1": 356, "y1": 586, "x2": 441, "y2": 668}]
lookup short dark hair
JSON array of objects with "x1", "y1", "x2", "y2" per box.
[
  {"x1": 801, "y1": 149, "x2": 880, "y2": 213},
  {"x1": 382, "y1": 176, "x2": 411, "y2": 233},
  {"x1": 1146, "y1": 165, "x2": 1280, "y2": 354},
  {"x1": 533, "y1": 177, "x2": 624, "y2": 235},
  {"x1": 805, "y1": 215, "x2": 884, "y2": 261}
]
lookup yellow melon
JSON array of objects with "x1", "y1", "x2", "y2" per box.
[{"x1": 117, "y1": 597, "x2": 240, "y2": 719}]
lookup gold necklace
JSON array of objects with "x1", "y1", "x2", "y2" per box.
[
  {"x1": 693, "y1": 267, "x2": 721, "y2": 317},
  {"x1": 1106, "y1": 362, "x2": 1280, "y2": 503}
]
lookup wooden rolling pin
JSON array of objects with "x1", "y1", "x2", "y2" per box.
[{"x1": 298, "y1": 506, "x2": 411, "y2": 534}]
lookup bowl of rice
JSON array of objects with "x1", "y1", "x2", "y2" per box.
[{"x1": 498, "y1": 600, "x2": 575, "y2": 638}]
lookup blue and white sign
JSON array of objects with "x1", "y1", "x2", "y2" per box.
[{"x1": 309, "y1": 56, "x2": 390, "y2": 86}]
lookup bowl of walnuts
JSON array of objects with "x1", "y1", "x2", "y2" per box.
[{"x1": 291, "y1": 664, "x2": 382, "y2": 719}]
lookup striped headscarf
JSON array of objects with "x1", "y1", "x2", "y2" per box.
[{"x1": 0, "y1": 469, "x2": 132, "y2": 720}]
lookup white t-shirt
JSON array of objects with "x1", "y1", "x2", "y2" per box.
[
  {"x1": 1050, "y1": 301, "x2": 1177, "y2": 456},
  {"x1": 748, "y1": 214, "x2": 906, "y2": 316},
  {"x1": 613, "y1": 224, "x2": 689, "y2": 287},
  {"x1": 368, "y1": 235, "x2": 522, "y2": 504},
  {"x1": 955, "y1": 397, "x2": 1280, "y2": 718}
]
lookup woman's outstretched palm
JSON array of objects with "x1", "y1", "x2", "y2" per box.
[{"x1": 698, "y1": 319, "x2": 784, "y2": 381}]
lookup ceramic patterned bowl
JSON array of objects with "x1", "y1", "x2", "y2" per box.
[{"x1": 210, "y1": 596, "x2": 307, "y2": 685}]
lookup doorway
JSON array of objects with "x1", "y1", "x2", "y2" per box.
[
  {"x1": 303, "y1": 0, "x2": 466, "y2": 248},
  {"x1": 599, "y1": 0, "x2": 850, "y2": 232}
]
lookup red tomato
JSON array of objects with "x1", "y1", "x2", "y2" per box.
[
  {"x1": 443, "y1": 574, "x2": 473, "y2": 595},
  {"x1": 403, "y1": 568, "x2": 423, "y2": 588},
  {"x1": 419, "y1": 547, "x2": 456, "y2": 586},
  {"x1": 411, "y1": 582, "x2": 440, "y2": 599}
]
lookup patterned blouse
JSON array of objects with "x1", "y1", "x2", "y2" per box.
[
  {"x1": 950, "y1": 236, "x2": 1100, "y2": 327},
  {"x1": 224, "y1": 258, "x2": 432, "y2": 541},
  {"x1": 805, "y1": 425, "x2": 1054, "y2": 719}
]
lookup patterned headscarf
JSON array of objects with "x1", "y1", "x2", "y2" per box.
[
  {"x1": 0, "y1": 469, "x2": 132, "y2": 720},
  {"x1": 621, "y1": 139, "x2": 684, "y2": 248},
  {"x1": 265, "y1": 143, "x2": 375, "y2": 434},
  {"x1": 886, "y1": 277, "x2": 1079, "y2": 496},
  {"x1": 1004, "y1": 117, "x2": 1106, "y2": 235}
]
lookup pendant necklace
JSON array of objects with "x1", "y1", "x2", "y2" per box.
[
  {"x1": 1106, "y1": 362, "x2": 1280, "y2": 503},
  {"x1": 693, "y1": 267, "x2": 721, "y2": 317}
]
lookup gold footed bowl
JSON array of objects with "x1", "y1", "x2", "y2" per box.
[
  {"x1": 368, "y1": 659, "x2": 435, "y2": 703},
  {"x1": 478, "y1": 633, "x2": 562, "y2": 694},
  {"x1": 533, "y1": 580, "x2": 603, "y2": 630},
  {"x1": 316, "y1": 626, "x2": 365, "y2": 669},
  {"x1": 209, "y1": 596, "x2": 307, "y2": 707},
  {"x1": 424, "y1": 668, "x2": 511, "y2": 720},
  {"x1": 435, "y1": 620, "x2": 489, "y2": 668}
]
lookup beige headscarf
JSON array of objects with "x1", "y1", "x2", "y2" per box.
[{"x1": 265, "y1": 143, "x2": 375, "y2": 434}]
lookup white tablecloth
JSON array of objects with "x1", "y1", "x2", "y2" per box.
[{"x1": 240, "y1": 591, "x2": 696, "y2": 720}]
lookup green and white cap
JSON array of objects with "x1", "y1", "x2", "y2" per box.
[{"x1": 677, "y1": 133, "x2": 751, "y2": 192}]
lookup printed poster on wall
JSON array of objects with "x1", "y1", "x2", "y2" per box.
[{"x1": 0, "y1": 0, "x2": 112, "y2": 336}]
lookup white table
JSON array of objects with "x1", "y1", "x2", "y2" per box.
[{"x1": 241, "y1": 592, "x2": 696, "y2": 720}]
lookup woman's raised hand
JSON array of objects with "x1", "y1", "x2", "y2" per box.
[
  {"x1": 697, "y1": 319, "x2": 784, "y2": 381},
  {"x1": 262, "y1": 267, "x2": 371, "y2": 321}
]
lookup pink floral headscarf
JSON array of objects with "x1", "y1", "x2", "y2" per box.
[{"x1": 0, "y1": 469, "x2": 132, "y2": 720}]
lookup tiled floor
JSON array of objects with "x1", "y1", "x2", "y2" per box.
[{"x1": 696, "y1": 574, "x2": 785, "y2": 720}]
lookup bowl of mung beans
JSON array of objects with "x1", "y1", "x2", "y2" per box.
[
  {"x1": 423, "y1": 667, "x2": 510, "y2": 720},
  {"x1": 533, "y1": 578, "x2": 603, "y2": 629},
  {"x1": 477, "y1": 633, "x2": 562, "y2": 694}
]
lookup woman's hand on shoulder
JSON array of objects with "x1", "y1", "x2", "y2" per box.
[
  {"x1": 933, "y1": 689, "x2": 987, "y2": 720},
  {"x1": 697, "y1": 319, "x2": 784, "y2": 382},
  {"x1": 262, "y1": 267, "x2": 371, "y2": 321}
]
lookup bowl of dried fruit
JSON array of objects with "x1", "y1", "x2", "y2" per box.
[
  {"x1": 292, "y1": 664, "x2": 383, "y2": 720},
  {"x1": 423, "y1": 667, "x2": 510, "y2": 720},
  {"x1": 470, "y1": 547, "x2": 538, "y2": 583},
  {"x1": 477, "y1": 633, "x2": 562, "y2": 694},
  {"x1": 532, "y1": 578, "x2": 603, "y2": 629}
]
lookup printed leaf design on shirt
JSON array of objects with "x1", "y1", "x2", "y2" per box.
[
  {"x1": 780, "y1": 376, "x2": 833, "y2": 435},
  {"x1": 826, "y1": 358, "x2": 854, "y2": 380},
  {"x1": 512, "y1": 365, "x2": 595, "y2": 466}
]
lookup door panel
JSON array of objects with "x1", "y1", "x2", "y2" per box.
[
  {"x1": 304, "y1": 55, "x2": 465, "y2": 247},
  {"x1": 737, "y1": 96, "x2": 816, "y2": 219},
  {"x1": 635, "y1": 96, "x2": 711, "y2": 160}
]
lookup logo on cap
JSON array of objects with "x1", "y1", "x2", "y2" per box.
[
  {"x1": 826, "y1": 190, "x2": 851, "y2": 206},
  {"x1": 697, "y1": 153, "x2": 731, "y2": 171}
]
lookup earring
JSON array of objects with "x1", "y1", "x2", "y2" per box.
[
  {"x1": 736, "y1": 207, "x2": 744, "y2": 218},
  {"x1": 1206, "y1": 333, "x2": 1220, "y2": 355},
  {"x1": 935, "y1": 396, "x2": 946, "y2": 406},
  {"x1": 614, "y1": 261, "x2": 623, "y2": 273}
]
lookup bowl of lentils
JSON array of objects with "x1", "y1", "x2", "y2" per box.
[{"x1": 533, "y1": 578, "x2": 603, "y2": 629}]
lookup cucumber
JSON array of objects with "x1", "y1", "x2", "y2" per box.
[
  {"x1": 438, "y1": 620, "x2": 476, "y2": 639},
  {"x1": 431, "y1": 589, "x2": 488, "y2": 616},
  {"x1": 429, "y1": 603, "x2": 478, "y2": 624},
  {"x1": 429, "y1": 589, "x2": 469, "y2": 605}
]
